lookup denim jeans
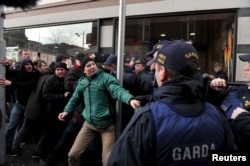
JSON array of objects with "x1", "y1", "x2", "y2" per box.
[
  {"x1": 6, "y1": 101, "x2": 25, "y2": 149},
  {"x1": 12, "y1": 118, "x2": 44, "y2": 152}
]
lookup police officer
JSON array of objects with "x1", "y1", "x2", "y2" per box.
[
  {"x1": 210, "y1": 53, "x2": 250, "y2": 151},
  {"x1": 108, "y1": 40, "x2": 236, "y2": 166},
  {"x1": 101, "y1": 54, "x2": 117, "y2": 77},
  {"x1": 146, "y1": 40, "x2": 169, "y2": 73},
  {"x1": 133, "y1": 58, "x2": 154, "y2": 96}
]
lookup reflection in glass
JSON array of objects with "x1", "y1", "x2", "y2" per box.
[
  {"x1": 4, "y1": 22, "x2": 97, "y2": 65},
  {"x1": 116, "y1": 12, "x2": 235, "y2": 78}
]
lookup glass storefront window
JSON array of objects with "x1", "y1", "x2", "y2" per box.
[
  {"x1": 4, "y1": 22, "x2": 97, "y2": 65},
  {"x1": 116, "y1": 12, "x2": 235, "y2": 80}
]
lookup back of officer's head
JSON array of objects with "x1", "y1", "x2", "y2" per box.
[{"x1": 156, "y1": 40, "x2": 199, "y2": 79}]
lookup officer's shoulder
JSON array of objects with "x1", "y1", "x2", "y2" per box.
[{"x1": 227, "y1": 85, "x2": 247, "y2": 94}]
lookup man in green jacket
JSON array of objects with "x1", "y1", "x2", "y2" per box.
[{"x1": 58, "y1": 56, "x2": 140, "y2": 166}]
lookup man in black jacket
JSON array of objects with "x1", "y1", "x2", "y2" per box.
[{"x1": 36, "y1": 62, "x2": 70, "y2": 160}]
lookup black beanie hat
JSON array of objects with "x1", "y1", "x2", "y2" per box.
[
  {"x1": 81, "y1": 56, "x2": 95, "y2": 69},
  {"x1": 55, "y1": 54, "x2": 64, "y2": 62},
  {"x1": 54, "y1": 62, "x2": 67, "y2": 70},
  {"x1": 75, "y1": 53, "x2": 85, "y2": 62}
]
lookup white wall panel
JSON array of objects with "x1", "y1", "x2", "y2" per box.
[
  {"x1": 100, "y1": 25, "x2": 113, "y2": 47},
  {"x1": 237, "y1": 17, "x2": 250, "y2": 45},
  {"x1": 4, "y1": 0, "x2": 250, "y2": 28}
]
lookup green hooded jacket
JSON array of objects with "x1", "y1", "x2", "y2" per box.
[{"x1": 64, "y1": 69, "x2": 134, "y2": 129}]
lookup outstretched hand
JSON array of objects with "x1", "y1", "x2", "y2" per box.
[{"x1": 130, "y1": 99, "x2": 141, "y2": 110}]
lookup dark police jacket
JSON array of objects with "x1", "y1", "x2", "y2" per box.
[
  {"x1": 218, "y1": 85, "x2": 250, "y2": 151},
  {"x1": 108, "y1": 76, "x2": 236, "y2": 166}
]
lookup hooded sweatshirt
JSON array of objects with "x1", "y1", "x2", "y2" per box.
[{"x1": 9, "y1": 58, "x2": 40, "y2": 106}]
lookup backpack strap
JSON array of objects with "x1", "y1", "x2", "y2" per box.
[{"x1": 125, "y1": 104, "x2": 152, "y2": 131}]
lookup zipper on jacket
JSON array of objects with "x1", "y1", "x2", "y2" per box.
[{"x1": 87, "y1": 77, "x2": 92, "y2": 124}]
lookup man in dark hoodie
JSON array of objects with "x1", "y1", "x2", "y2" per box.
[
  {"x1": 11, "y1": 60, "x2": 54, "y2": 157},
  {"x1": 0, "y1": 58, "x2": 40, "y2": 154}
]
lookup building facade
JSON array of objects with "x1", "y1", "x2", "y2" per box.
[{"x1": 3, "y1": 0, "x2": 250, "y2": 81}]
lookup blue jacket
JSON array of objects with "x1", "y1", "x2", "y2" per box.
[
  {"x1": 220, "y1": 86, "x2": 248, "y2": 119},
  {"x1": 218, "y1": 85, "x2": 250, "y2": 151}
]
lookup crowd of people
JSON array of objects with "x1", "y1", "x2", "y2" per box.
[{"x1": 0, "y1": 39, "x2": 249, "y2": 166}]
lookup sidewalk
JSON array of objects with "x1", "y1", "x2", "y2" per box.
[
  {"x1": 3, "y1": 120, "x2": 100, "y2": 166},
  {"x1": 5, "y1": 143, "x2": 68, "y2": 166},
  {"x1": 5, "y1": 144, "x2": 42, "y2": 166}
]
